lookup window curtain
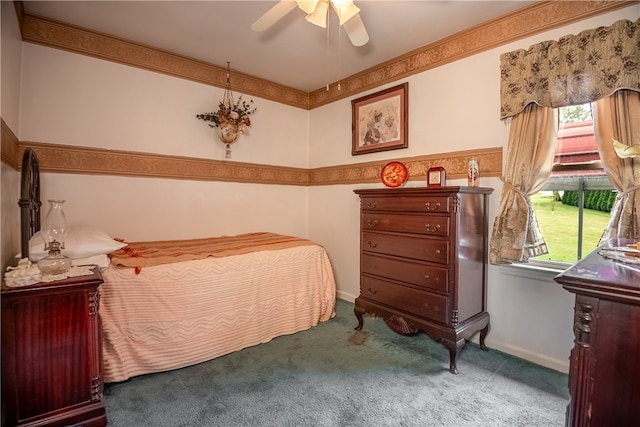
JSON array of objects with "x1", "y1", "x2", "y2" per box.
[
  {"x1": 500, "y1": 18, "x2": 640, "y2": 120},
  {"x1": 489, "y1": 105, "x2": 558, "y2": 264},
  {"x1": 593, "y1": 90, "x2": 640, "y2": 240},
  {"x1": 491, "y1": 18, "x2": 640, "y2": 264}
]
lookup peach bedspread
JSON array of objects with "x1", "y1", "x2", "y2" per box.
[
  {"x1": 100, "y1": 241, "x2": 336, "y2": 383},
  {"x1": 109, "y1": 232, "x2": 316, "y2": 270}
]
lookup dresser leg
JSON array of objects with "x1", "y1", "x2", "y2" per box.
[
  {"x1": 480, "y1": 322, "x2": 490, "y2": 351},
  {"x1": 444, "y1": 339, "x2": 465, "y2": 374},
  {"x1": 354, "y1": 305, "x2": 365, "y2": 330}
]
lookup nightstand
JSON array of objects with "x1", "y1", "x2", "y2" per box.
[{"x1": 1, "y1": 267, "x2": 107, "y2": 427}]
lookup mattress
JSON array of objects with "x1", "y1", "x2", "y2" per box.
[{"x1": 100, "y1": 243, "x2": 336, "y2": 382}]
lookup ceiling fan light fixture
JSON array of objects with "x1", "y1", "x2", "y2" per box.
[
  {"x1": 296, "y1": 0, "x2": 319, "y2": 15},
  {"x1": 331, "y1": 0, "x2": 353, "y2": 8},
  {"x1": 333, "y1": 2, "x2": 359, "y2": 25},
  {"x1": 305, "y1": 0, "x2": 329, "y2": 28}
]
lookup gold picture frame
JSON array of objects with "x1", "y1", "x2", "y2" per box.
[{"x1": 351, "y1": 83, "x2": 408, "y2": 155}]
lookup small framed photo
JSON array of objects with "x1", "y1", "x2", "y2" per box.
[
  {"x1": 427, "y1": 166, "x2": 446, "y2": 188},
  {"x1": 352, "y1": 83, "x2": 408, "y2": 155}
]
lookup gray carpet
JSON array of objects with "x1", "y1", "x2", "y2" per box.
[{"x1": 104, "y1": 299, "x2": 569, "y2": 426}]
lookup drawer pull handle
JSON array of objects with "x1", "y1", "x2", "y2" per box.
[
  {"x1": 367, "y1": 220, "x2": 379, "y2": 227},
  {"x1": 367, "y1": 241, "x2": 378, "y2": 248},
  {"x1": 367, "y1": 288, "x2": 377, "y2": 295},
  {"x1": 435, "y1": 249, "x2": 441, "y2": 254},
  {"x1": 366, "y1": 202, "x2": 378, "y2": 209},
  {"x1": 425, "y1": 202, "x2": 441, "y2": 211},
  {"x1": 425, "y1": 224, "x2": 440, "y2": 232}
]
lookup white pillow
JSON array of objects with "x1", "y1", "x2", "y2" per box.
[
  {"x1": 71, "y1": 254, "x2": 111, "y2": 270},
  {"x1": 29, "y1": 226, "x2": 127, "y2": 262}
]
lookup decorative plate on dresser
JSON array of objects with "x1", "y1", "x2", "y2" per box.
[
  {"x1": 380, "y1": 161, "x2": 408, "y2": 188},
  {"x1": 354, "y1": 186, "x2": 493, "y2": 374}
]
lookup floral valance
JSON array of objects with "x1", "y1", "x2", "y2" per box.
[{"x1": 500, "y1": 18, "x2": 640, "y2": 119}]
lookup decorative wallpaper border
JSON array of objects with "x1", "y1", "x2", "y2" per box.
[
  {"x1": 17, "y1": 1, "x2": 634, "y2": 110},
  {"x1": 309, "y1": 148, "x2": 502, "y2": 186},
  {"x1": 13, "y1": 140, "x2": 311, "y2": 186},
  {"x1": 1, "y1": 121, "x2": 501, "y2": 186}
]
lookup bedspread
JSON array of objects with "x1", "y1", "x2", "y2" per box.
[
  {"x1": 109, "y1": 232, "x2": 314, "y2": 271},
  {"x1": 100, "y1": 243, "x2": 336, "y2": 382}
]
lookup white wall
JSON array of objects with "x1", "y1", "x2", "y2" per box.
[
  {"x1": 1, "y1": 1, "x2": 23, "y2": 270},
  {"x1": 17, "y1": 44, "x2": 312, "y2": 241},
  {"x1": 19, "y1": 45, "x2": 310, "y2": 167},
  {"x1": 38, "y1": 174, "x2": 309, "y2": 243},
  {"x1": 307, "y1": 6, "x2": 639, "y2": 373},
  {"x1": 1, "y1": 1, "x2": 22, "y2": 130}
]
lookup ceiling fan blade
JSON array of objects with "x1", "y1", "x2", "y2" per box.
[
  {"x1": 333, "y1": 2, "x2": 359, "y2": 25},
  {"x1": 251, "y1": 0, "x2": 298, "y2": 32},
  {"x1": 342, "y1": 13, "x2": 369, "y2": 46}
]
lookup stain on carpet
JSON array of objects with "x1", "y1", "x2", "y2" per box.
[{"x1": 348, "y1": 330, "x2": 370, "y2": 346}]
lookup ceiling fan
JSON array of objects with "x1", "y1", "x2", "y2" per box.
[{"x1": 251, "y1": 0, "x2": 369, "y2": 47}]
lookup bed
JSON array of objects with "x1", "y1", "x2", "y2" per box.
[{"x1": 18, "y1": 148, "x2": 337, "y2": 383}]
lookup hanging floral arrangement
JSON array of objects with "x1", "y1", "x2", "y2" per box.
[
  {"x1": 196, "y1": 95, "x2": 257, "y2": 136},
  {"x1": 196, "y1": 62, "x2": 257, "y2": 158}
]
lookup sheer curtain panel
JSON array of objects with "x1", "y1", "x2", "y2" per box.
[
  {"x1": 489, "y1": 105, "x2": 557, "y2": 264},
  {"x1": 593, "y1": 90, "x2": 640, "y2": 240}
]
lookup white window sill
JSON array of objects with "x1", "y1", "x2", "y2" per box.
[{"x1": 498, "y1": 260, "x2": 572, "y2": 280}]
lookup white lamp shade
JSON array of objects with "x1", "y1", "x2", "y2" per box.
[
  {"x1": 296, "y1": 0, "x2": 320, "y2": 14},
  {"x1": 305, "y1": 0, "x2": 329, "y2": 28},
  {"x1": 331, "y1": 0, "x2": 353, "y2": 7}
]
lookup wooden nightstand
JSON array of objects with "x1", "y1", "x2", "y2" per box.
[{"x1": 1, "y1": 267, "x2": 107, "y2": 427}]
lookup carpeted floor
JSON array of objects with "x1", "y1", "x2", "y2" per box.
[{"x1": 104, "y1": 299, "x2": 570, "y2": 426}]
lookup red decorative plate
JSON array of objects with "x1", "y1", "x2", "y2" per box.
[{"x1": 381, "y1": 161, "x2": 408, "y2": 188}]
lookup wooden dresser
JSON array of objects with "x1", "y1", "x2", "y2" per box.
[
  {"x1": 354, "y1": 187, "x2": 493, "y2": 374},
  {"x1": 554, "y1": 242, "x2": 640, "y2": 427},
  {"x1": 1, "y1": 268, "x2": 107, "y2": 427}
]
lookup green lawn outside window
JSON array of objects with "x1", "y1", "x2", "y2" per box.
[{"x1": 531, "y1": 193, "x2": 611, "y2": 263}]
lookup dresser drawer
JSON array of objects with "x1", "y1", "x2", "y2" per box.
[
  {"x1": 362, "y1": 254, "x2": 449, "y2": 293},
  {"x1": 361, "y1": 276, "x2": 449, "y2": 324},
  {"x1": 362, "y1": 213, "x2": 450, "y2": 237},
  {"x1": 361, "y1": 196, "x2": 450, "y2": 213},
  {"x1": 362, "y1": 232, "x2": 449, "y2": 264}
]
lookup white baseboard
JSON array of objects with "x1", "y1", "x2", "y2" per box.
[
  {"x1": 336, "y1": 291, "x2": 356, "y2": 303},
  {"x1": 485, "y1": 340, "x2": 570, "y2": 374}
]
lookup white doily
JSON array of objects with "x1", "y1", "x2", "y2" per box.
[{"x1": 4, "y1": 258, "x2": 95, "y2": 288}]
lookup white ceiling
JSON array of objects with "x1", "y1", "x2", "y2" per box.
[{"x1": 22, "y1": 0, "x2": 537, "y2": 92}]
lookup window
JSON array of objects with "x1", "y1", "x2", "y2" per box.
[{"x1": 531, "y1": 104, "x2": 615, "y2": 265}]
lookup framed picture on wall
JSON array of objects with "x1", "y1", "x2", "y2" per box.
[{"x1": 351, "y1": 83, "x2": 408, "y2": 155}]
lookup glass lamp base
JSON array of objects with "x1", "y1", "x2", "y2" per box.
[{"x1": 37, "y1": 253, "x2": 71, "y2": 275}]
